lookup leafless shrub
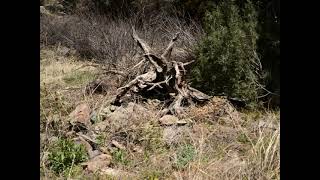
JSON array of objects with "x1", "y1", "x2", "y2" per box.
[{"x1": 41, "y1": 8, "x2": 204, "y2": 68}]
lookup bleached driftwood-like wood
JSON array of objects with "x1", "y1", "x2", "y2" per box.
[{"x1": 93, "y1": 27, "x2": 211, "y2": 115}]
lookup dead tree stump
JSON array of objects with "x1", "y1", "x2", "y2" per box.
[{"x1": 90, "y1": 27, "x2": 211, "y2": 116}]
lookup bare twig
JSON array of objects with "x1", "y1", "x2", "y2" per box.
[
  {"x1": 183, "y1": 60, "x2": 195, "y2": 66},
  {"x1": 161, "y1": 32, "x2": 180, "y2": 63},
  {"x1": 105, "y1": 69, "x2": 127, "y2": 76},
  {"x1": 146, "y1": 75, "x2": 172, "y2": 91}
]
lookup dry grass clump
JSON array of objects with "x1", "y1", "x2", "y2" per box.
[{"x1": 169, "y1": 107, "x2": 280, "y2": 180}]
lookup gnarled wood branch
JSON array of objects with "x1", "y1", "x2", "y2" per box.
[
  {"x1": 102, "y1": 28, "x2": 211, "y2": 115},
  {"x1": 161, "y1": 32, "x2": 180, "y2": 63},
  {"x1": 146, "y1": 75, "x2": 172, "y2": 91}
]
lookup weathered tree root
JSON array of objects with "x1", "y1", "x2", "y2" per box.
[{"x1": 105, "y1": 27, "x2": 211, "y2": 115}]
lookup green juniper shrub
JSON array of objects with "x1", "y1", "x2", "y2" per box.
[{"x1": 191, "y1": 0, "x2": 262, "y2": 108}]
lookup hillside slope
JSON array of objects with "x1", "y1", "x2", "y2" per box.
[{"x1": 40, "y1": 48, "x2": 279, "y2": 179}]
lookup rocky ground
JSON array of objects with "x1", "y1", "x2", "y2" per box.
[{"x1": 40, "y1": 48, "x2": 280, "y2": 179}]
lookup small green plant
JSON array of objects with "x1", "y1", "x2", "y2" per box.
[
  {"x1": 139, "y1": 124, "x2": 165, "y2": 154},
  {"x1": 237, "y1": 133, "x2": 250, "y2": 144},
  {"x1": 174, "y1": 144, "x2": 196, "y2": 169},
  {"x1": 48, "y1": 138, "x2": 88, "y2": 175},
  {"x1": 112, "y1": 149, "x2": 129, "y2": 166},
  {"x1": 143, "y1": 170, "x2": 162, "y2": 180},
  {"x1": 96, "y1": 134, "x2": 106, "y2": 146},
  {"x1": 139, "y1": 163, "x2": 167, "y2": 180}
]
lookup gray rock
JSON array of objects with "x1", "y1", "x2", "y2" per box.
[
  {"x1": 106, "y1": 103, "x2": 152, "y2": 132},
  {"x1": 89, "y1": 150, "x2": 101, "y2": 159}
]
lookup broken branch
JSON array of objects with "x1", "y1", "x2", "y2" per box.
[
  {"x1": 146, "y1": 75, "x2": 172, "y2": 91},
  {"x1": 161, "y1": 32, "x2": 180, "y2": 62}
]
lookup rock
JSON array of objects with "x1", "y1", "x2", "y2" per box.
[
  {"x1": 111, "y1": 140, "x2": 126, "y2": 150},
  {"x1": 106, "y1": 107, "x2": 130, "y2": 131},
  {"x1": 81, "y1": 154, "x2": 112, "y2": 172},
  {"x1": 69, "y1": 103, "x2": 91, "y2": 127},
  {"x1": 90, "y1": 150, "x2": 101, "y2": 159},
  {"x1": 159, "y1": 115, "x2": 179, "y2": 125},
  {"x1": 106, "y1": 102, "x2": 152, "y2": 132}
]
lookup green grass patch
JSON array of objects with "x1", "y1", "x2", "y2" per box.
[
  {"x1": 96, "y1": 134, "x2": 106, "y2": 146},
  {"x1": 63, "y1": 70, "x2": 96, "y2": 86},
  {"x1": 47, "y1": 138, "x2": 88, "y2": 175},
  {"x1": 237, "y1": 133, "x2": 250, "y2": 144},
  {"x1": 112, "y1": 149, "x2": 130, "y2": 166},
  {"x1": 142, "y1": 170, "x2": 164, "y2": 180},
  {"x1": 174, "y1": 144, "x2": 196, "y2": 170}
]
